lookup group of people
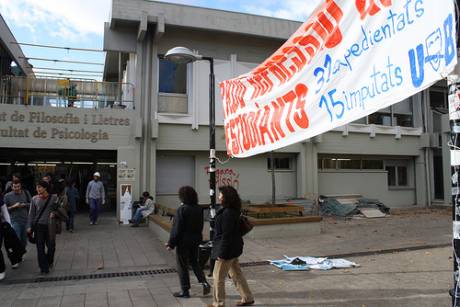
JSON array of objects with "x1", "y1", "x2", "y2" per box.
[
  {"x1": 1, "y1": 172, "x2": 252, "y2": 305},
  {"x1": 0, "y1": 171, "x2": 106, "y2": 280},
  {"x1": 167, "y1": 185, "x2": 254, "y2": 307},
  {"x1": 0, "y1": 175, "x2": 70, "y2": 279}
]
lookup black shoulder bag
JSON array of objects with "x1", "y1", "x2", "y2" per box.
[
  {"x1": 28, "y1": 196, "x2": 52, "y2": 244},
  {"x1": 239, "y1": 214, "x2": 254, "y2": 236}
]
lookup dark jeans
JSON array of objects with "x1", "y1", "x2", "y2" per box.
[
  {"x1": 0, "y1": 230, "x2": 4, "y2": 273},
  {"x1": 176, "y1": 244, "x2": 207, "y2": 291},
  {"x1": 66, "y1": 211, "x2": 75, "y2": 230},
  {"x1": 133, "y1": 208, "x2": 146, "y2": 225},
  {"x1": 11, "y1": 221, "x2": 27, "y2": 248},
  {"x1": 89, "y1": 198, "x2": 101, "y2": 223},
  {"x1": 36, "y1": 224, "x2": 55, "y2": 273}
]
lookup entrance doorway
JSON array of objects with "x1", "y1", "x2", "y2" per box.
[{"x1": 0, "y1": 148, "x2": 117, "y2": 212}]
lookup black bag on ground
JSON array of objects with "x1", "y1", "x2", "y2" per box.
[
  {"x1": 239, "y1": 215, "x2": 254, "y2": 236},
  {"x1": 1, "y1": 222, "x2": 26, "y2": 264},
  {"x1": 28, "y1": 196, "x2": 52, "y2": 244}
]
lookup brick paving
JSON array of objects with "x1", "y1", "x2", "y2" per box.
[{"x1": 0, "y1": 209, "x2": 454, "y2": 307}]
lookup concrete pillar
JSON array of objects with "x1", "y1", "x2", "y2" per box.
[
  {"x1": 135, "y1": 29, "x2": 158, "y2": 198},
  {"x1": 297, "y1": 140, "x2": 318, "y2": 199},
  {"x1": 141, "y1": 32, "x2": 153, "y2": 194},
  {"x1": 117, "y1": 146, "x2": 141, "y2": 222},
  {"x1": 415, "y1": 150, "x2": 428, "y2": 206},
  {"x1": 443, "y1": 130, "x2": 452, "y2": 204}
]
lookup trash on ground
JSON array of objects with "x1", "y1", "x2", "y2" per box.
[
  {"x1": 319, "y1": 197, "x2": 357, "y2": 217},
  {"x1": 319, "y1": 195, "x2": 389, "y2": 218},
  {"x1": 359, "y1": 208, "x2": 386, "y2": 218},
  {"x1": 270, "y1": 255, "x2": 359, "y2": 271}
]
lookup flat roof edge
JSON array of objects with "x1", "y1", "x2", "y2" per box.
[{"x1": 110, "y1": 0, "x2": 302, "y2": 40}]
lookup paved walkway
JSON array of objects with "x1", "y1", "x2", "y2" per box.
[
  {"x1": 0, "y1": 209, "x2": 454, "y2": 306},
  {"x1": 0, "y1": 246, "x2": 452, "y2": 306},
  {"x1": 240, "y1": 209, "x2": 451, "y2": 262},
  {"x1": 3, "y1": 213, "x2": 169, "y2": 281}
]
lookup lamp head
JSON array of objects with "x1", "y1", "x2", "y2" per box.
[{"x1": 164, "y1": 47, "x2": 202, "y2": 64}]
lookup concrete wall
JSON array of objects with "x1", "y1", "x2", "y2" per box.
[
  {"x1": 111, "y1": 0, "x2": 300, "y2": 40},
  {"x1": 156, "y1": 150, "x2": 297, "y2": 208},
  {"x1": 156, "y1": 123, "x2": 302, "y2": 153},
  {"x1": 318, "y1": 171, "x2": 416, "y2": 208},
  {"x1": 318, "y1": 131, "x2": 423, "y2": 156},
  {"x1": 0, "y1": 104, "x2": 138, "y2": 150}
]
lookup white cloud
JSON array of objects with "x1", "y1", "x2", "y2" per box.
[
  {"x1": 0, "y1": 0, "x2": 111, "y2": 40},
  {"x1": 241, "y1": 0, "x2": 323, "y2": 21},
  {"x1": 0, "y1": 0, "x2": 322, "y2": 43}
]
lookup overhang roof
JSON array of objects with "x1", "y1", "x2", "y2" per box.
[
  {"x1": 0, "y1": 14, "x2": 34, "y2": 76},
  {"x1": 110, "y1": 0, "x2": 302, "y2": 40}
]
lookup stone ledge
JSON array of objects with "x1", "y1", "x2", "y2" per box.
[
  {"x1": 149, "y1": 206, "x2": 322, "y2": 240},
  {"x1": 149, "y1": 214, "x2": 172, "y2": 232},
  {"x1": 248, "y1": 216, "x2": 322, "y2": 225}
]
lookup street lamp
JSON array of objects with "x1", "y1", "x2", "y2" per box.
[{"x1": 165, "y1": 46, "x2": 217, "y2": 244}]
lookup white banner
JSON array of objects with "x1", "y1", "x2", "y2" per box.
[{"x1": 220, "y1": 0, "x2": 457, "y2": 157}]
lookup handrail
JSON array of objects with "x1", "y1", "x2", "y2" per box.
[{"x1": 0, "y1": 76, "x2": 135, "y2": 109}]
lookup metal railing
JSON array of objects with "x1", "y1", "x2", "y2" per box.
[{"x1": 0, "y1": 76, "x2": 135, "y2": 109}]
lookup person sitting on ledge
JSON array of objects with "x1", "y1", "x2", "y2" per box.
[{"x1": 130, "y1": 192, "x2": 154, "y2": 227}]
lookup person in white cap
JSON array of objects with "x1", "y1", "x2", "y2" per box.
[{"x1": 85, "y1": 172, "x2": 105, "y2": 225}]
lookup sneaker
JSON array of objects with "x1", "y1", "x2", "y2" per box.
[
  {"x1": 236, "y1": 300, "x2": 255, "y2": 306},
  {"x1": 40, "y1": 270, "x2": 49, "y2": 275},
  {"x1": 131, "y1": 224, "x2": 139, "y2": 228},
  {"x1": 0, "y1": 272, "x2": 5, "y2": 280},
  {"x1": 11, "y1": 263, "x2": 19, "y2": 269},
  {"x1": 69, "y1": 229, "x2": 74, "y2": 233},
  {"x1": 172, "y1": 291, "x2": 190, "y2": 298},
  {"x1": 90, "y1": 222, "x2": 94, "y2": 225}
]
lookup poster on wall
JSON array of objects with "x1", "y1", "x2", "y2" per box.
[
  {"x1": 118, "y1": 168, "x2": 136, "y2": 181},
  {"x1": 120, "y1": 184, "x2": 132, "y2": 224},
  {"x1": 220, "y1": 0, "x2": 457, "y2": 157}
]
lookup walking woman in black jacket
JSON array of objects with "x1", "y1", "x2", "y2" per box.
[
  {"x1": 166, "y1": 186, "x2": 210, "y2": 298},
  {"x1": 208, "y1": 186, "x2": 254, "y2": 307}
]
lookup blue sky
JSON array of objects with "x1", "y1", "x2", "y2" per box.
[{"x1": 0, "y1": 0, "x2": 322, "y2": 80}]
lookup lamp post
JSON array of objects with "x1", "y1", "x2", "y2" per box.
[{"x1": 164, "y1": 46, "x2": 217, "y2": 242}]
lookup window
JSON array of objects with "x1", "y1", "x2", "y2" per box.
[
  {"x1": 386, "y1": 166, "x2": 396, "y2": 186},
  {"x1": 158, "y1": 57, "x2": 188, "y2": 114},
  {"x1": 267, "y1": 157, "x2": 292, "y2": 170},
  {"x1": 397, "y1": 166, "x2": 408, "y2": 186},
  {"x1": 337, "y1": 159, "x2": 361, "y2": 169},
  {"x1": 159, "y1": 58, "x2": 187, "y2": 94},
  {"x1": 367, "y1": 99, "x2": 413, "y2": 127},
  {"x1": 318, "y1": 157, "x2": 384, "y2": 170},
  {"x1": 386, "y1": 165, "x2": 408, "y2": 187},
  {"x1": 352, "y1": 116, "x2": 367, "y2": 124},
  {"x1": 321, "y1": 158, "x2": 336, "y2": 169},
  {"x1": 362, "y1": 160, "x2": 384, "y2": 169},
  {"x1": 430, "y1": 89, "x2": 447, "y2": 110},
  {"x1": 393, "y1": 98, "x2": 413, "y2": 127},
  {"x1": 368, "y1": 108, "x2": 392, "y2": 126}
]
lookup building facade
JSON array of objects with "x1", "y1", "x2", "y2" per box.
[
  {"x1": 102, "y1": 0, "x2": 454, "y2": 210},
  {"x1": 0, "y1": 2, "x2": 454, "y2": 218}
]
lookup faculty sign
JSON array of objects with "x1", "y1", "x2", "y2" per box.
[
  {"x1": 0, "y1": 105, "x2": 134, "y2": 147},
  {"x1": 220, "y1": 0, "x2": 457, "y2": 157}
]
